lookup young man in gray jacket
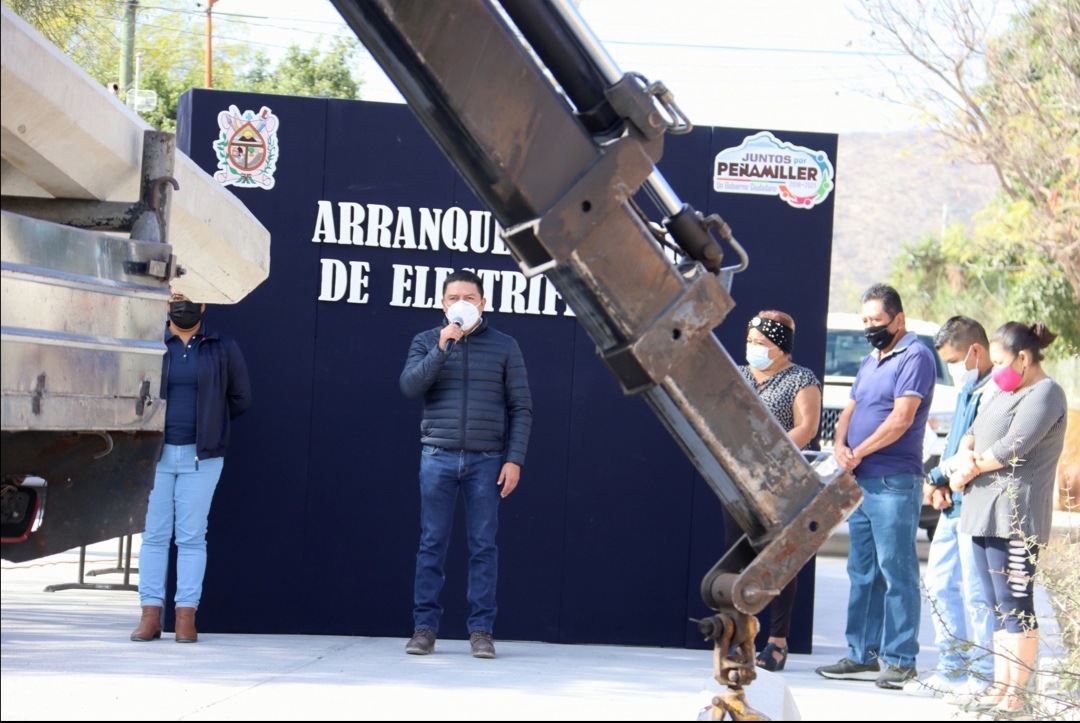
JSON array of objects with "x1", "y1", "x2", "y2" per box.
[{"x1": 399, "y1": 269, "x2": 532, "y2": 659}]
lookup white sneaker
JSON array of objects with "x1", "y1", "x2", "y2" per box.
[
  {"x1": 902, "y1": 672, "x2": 958, "y2": 698},
  {"x1": 943, "y1": 677, "x2": 991, "y2": 705}
]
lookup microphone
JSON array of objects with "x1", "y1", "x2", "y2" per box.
[{"x1": 443, "y1": 318, "x2": 463, "y2": 353}]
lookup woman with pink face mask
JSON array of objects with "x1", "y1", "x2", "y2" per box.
[{"x1": 948, "y1": 321, "x2": 1067, "y2": 718}]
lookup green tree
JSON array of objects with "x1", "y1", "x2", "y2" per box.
[
  {"x1": 858, "y1": 0, "x2": 1080, "y2": 303},
  {"x1": 6, "y1": 0, "x2": 364, "y2": 130},
  {"x1": 890, "y1": 223, "x2": 1080, "y2": 358},
  {"x1": 4, "y1": 0, "x2": 120, "y2": 81},
  {"x1": 130, "y1": 3, "x2": 262, "y2": 131},
  {"x1": 244, "y1": 38, "x2": 362, "y2": 99}
]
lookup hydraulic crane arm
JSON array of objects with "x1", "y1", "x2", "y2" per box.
[{"x1": 330, "y1": 0, "x2": 861, "y2": 714}]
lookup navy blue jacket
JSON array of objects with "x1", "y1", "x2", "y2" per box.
[
  {"x1": 160, "y1": 323, "x2": 251, "y2": 461},
  {"x1": 400, "y1": 317, "x2": 532, "y2": 466}
]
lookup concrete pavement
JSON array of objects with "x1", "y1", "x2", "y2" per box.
[{"x1": 2, "y1": 518, "x2": 1073, "y2": 721}]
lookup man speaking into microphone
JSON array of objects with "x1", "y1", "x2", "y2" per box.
[{"x1": 399, "y1": 269, "x2": 533, "y2": 660}]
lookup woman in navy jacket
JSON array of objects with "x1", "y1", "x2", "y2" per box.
[{"x1": 130, "y1": 291, "x2": 251, "y2": 643}]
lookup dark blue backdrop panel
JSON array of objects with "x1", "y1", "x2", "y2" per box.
[
  {"x1": 175, "y1": 89, "x2": 836, "y2": 650},
  {"x1": 673, "y1": 127, "x2": 838, "y2": 651},
  {"x1": 302, "y1": 98, "x2": 462, "y2": 636},
  {"x1": 464, "y1": 309, "x2": 578, "y2": 643},
  {"x1": 444, "y1": 168, "x2": 579, "y2": 640},
  {"x1": 559, "y1": 330, "x2": 699, "y2": 647},
  {"x1": 175, "y1": 90, "x2": 330, "y2": 633},
  {"x1": 647, "y1": 125, "x2": 713, "y2": 213},
  {"x1": 702, "y1": 127, "x2": 836, "y2": 364}
]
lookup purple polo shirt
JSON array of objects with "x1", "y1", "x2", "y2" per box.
[{"x1": 846, "y1": 331, "x2": 936, "y2": 477}]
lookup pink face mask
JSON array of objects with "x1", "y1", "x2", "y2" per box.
[{"x1": 992, "y1": 363, "x2": 1023, "y2": 392}]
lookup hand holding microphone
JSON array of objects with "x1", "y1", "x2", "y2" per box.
[{"x1": 441, "y1": 317, "x2": 464, "y2": 353}]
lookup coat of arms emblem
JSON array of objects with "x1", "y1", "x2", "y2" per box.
[{"x1": 213, "y1": 105, "x2": 279, "y2": 189}]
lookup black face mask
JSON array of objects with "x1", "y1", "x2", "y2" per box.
[
  {"x1": 863, "y1": 322, "x2": 896, "y2": 350},
  {"x1": 169, "y1": 300, "x2": 202, "y2": 330}
]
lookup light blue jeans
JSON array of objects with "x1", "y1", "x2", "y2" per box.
[
  {"x1": 413, "y1": 446, "x2": 503, "y2": 635},
  {"x1": 924, "y1": 512, "x2": 994, "y2": 681},
  {"x1": 845, "y1": 472, "x2": 922, "y2": 669},
  {"x1": 139, "y1": 444, "x2": 224, "y2": 609}
]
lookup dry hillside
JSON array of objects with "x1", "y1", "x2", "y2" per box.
[{"x1": 829, "y1": 131, "x2": 999, "y2": 311}]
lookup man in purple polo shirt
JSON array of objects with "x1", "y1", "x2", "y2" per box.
[{"x1": 816, "y1": 283, "x2": 936, "y2": 690}]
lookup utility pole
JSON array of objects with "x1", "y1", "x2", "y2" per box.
[
  {"x1": 205, "y1": 0, "x2": 219, "y2": 88},
  {"x1": 134, "y1": 52, "x2": 142, "y2": 103},
  {"x1": 119, "y1": 0, "x2": 138, "y2": 94}
]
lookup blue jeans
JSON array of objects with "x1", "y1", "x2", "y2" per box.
[
  {"x1": 139, "y1": 444, "x2": 224, "y2": 609},
  {"x1": 924, "y1": 513, "x2": 994, "y2": 680},
  {"x1": 845, "y1": 472, "x2": 922, "y2": 668},
  {"x1": 413, "y1": 446, "x2": 503, "y2": 635}
]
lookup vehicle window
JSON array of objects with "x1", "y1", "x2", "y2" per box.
[
  {"x1": 824, "y1": 330, "x2": 866, "y2": 377},
  {"x1": 824, "y1": 330, "x2": 951, "y2": 385},
  {"x1": 916, "y1": 334, "x2": 952, "y2": 385}
]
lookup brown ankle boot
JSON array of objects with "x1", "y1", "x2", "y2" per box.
[
  {"x1": 174, "y1": 606, "x2": 198, "y2": 643},
  {"x1": 130, "y1": 605, "x2": 162, "y2": 641}
]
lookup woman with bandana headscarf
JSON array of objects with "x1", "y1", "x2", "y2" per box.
[{"x1": 724, "y1": 309, "x2": 821, "y2": 672}]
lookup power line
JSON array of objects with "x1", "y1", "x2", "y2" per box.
[
  {"x1": 91, "y1": 6, "x2": 354, "y2": 54},
  {"x1": 214, "y1": 9, "x2": 349, "y2": 25},
  {"x1": 86, "y1": 13, "x2": 321, "y2": 51},
  {"x1": 71, "y1": 3, "x2": 908, "y2": 94},
  {"x1": 601, "y1": 38, "x2": 907, "y2": 57},
  {"x1": 115, "y1": 3, "x2": 907, "y2": 58},
  {"x1": 136, "y1": 3, "x2": 355, "y2": 37}
]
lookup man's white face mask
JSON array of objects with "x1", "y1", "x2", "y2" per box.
[
  {"x1": 446, "y1": 299, "x2": 481, "y2": 330},
  {"x1": 948, "y1": 345, "x2": 979, "y2": 387}
]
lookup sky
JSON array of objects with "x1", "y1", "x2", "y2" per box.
[{"x1": 201, "y1": 0, "x2": 945, "y2": 134}]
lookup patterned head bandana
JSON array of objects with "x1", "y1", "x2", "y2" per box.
[{"x1": 749, "y1": 316, "x2": 794, "y2": 354}]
